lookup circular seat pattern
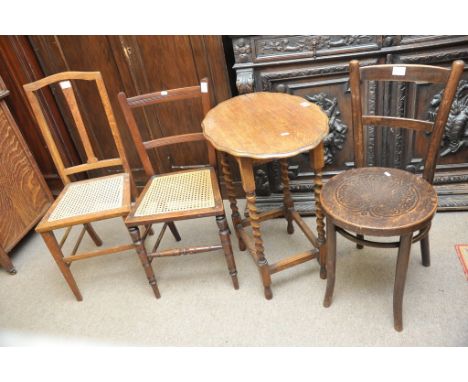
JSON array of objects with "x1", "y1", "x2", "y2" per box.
[{"x1": 321, "y1": 167, "x2": 438, "y2": 235}]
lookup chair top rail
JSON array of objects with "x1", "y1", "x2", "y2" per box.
[
  {"x1": 126, "y1": 85, "x2": 202, "y2": 108},
  {"x1": 23, "y1": 71, "x2": 102, "y2": 92},
  {"x1": 360, "y1": 64, "x2": 450, "y2": 84}
]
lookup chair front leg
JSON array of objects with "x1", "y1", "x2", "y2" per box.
[
  {"x1": 128, "y1": 226, "x2": 161, "y2": 299},
  {"x1": 323, "y1": 218, "x2": 336, "y2": 308},
  {"x1": 393, "y1": 233, "x2": 412, "y2": 332},
  {"x1": 216, "y1": 215, "x2": 239, "y2": 290},
  {"x1": 41, "y1": 230, "x2": 82, "y2": 301}
]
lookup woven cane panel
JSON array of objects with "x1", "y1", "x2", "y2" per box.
[
  {"x1": 48, "y1": 175, "x2": 125, "y2": 221},
  {"x1": 135, "y1": 169, "x2": 215, "y2": 216}
]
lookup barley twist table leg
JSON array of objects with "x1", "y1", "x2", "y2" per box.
[
  {"x1": 221, "y1": 152, "x2": 246, "y2": 251},
  {"x1": 239, "y1": 158, "x2": 272, "y2": 299},
  {"x1": 280, "y1": 159, "x2": 294, "y2": 234},
  {"x1": 311, "y1": 142, "x2": 327, "y2": 279}
]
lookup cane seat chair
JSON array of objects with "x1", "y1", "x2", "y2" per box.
[
  {"x1": 24, "y1": 71, "x2": 137, "y2": 301},
  {"x1": 118, "y1": 78, "x2": 239, "y2": 298},
  {"x1": 321, "y1": 60, "x2": 464, "y2": 331}
]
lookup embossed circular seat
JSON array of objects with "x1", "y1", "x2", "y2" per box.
[{"x1": 321, "y1": 167, "x2": 438, "y2": 236}]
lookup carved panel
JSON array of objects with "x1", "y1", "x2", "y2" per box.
[
  {"x1": 232, "y1": 37, "x2": 252, "y2": 63},
  {"x1": 260, "y1": 63, "x2": 351, "y2": 91},
  {"x1": 252, "y1": 35, "x2": 380, "y2": 62},
  {"x1": 428, "y1": 80, "x2": 468, "y2": 157},
  {"x1": 305, "y1": 92, "x2": 348, "y2": 165},
  {"x1": 236, "y1": 68, "x2": 254, "y2": 94},
  {"x1": 396, "y1": 47, "x2": 468, "y2": 65}
]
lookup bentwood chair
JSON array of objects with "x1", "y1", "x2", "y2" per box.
[
  {"x1": 118, "y1": 78, "x2": 239, "y2": 298},
  {"x1": 23, "y1": 71, "x2": 153, "y2": 301},
  {"x1": 321, "y1": 60, "x2": 464, "y2": 331}
]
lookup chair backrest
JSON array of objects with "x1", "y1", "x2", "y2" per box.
[
  {"x1": 349, "y1": 59, "x2": 464, "y2": 184},
  {"x1": 23, "y1": 71, "x2": 134, "y2": 192},
  {"x1": 117, "y1": 78, "x2": 216, "y2": 179}
]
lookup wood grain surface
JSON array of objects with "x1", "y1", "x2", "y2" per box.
[
  {"x1": 202, "y1": 92, "x2": 329, "y2": 159},
  {"x1": 0, "y1": 97, "x2": 51, "y2": 252}
]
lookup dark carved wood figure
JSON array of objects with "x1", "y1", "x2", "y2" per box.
[{"x1": 320, "y1": 60, "x2": 465, "y2": 331}]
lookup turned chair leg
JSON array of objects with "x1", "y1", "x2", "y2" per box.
[
  {"x1": 128, "y1": 226, "x2": 161, "y2": 299},
  {"x1": 216, "y1": 215, "x2": 239, "y2": 290},
  {"x1": 168, "y1": 222, "x2": 182, "y2": 242},
  {"x1": 323, "y1": 218, "x2": 336, "y2": 308},
  {"x1": 356, "y1": 234, "x2": 364, "y2": 249},
  {"x1": 280, "y1": 159, "x2": 294, "y2": 234},
  {"x1": 84, "y1": 223, "x2": 103, "y2": 246},
  {"x1": 420, "y1": 233, "x2": 430, "y2": 267},
  {"x1": 393, "y1": 233, "x2": 412, "y2": 332},
  {"x1": 41, "y1": 231, "x2": 82, "y2": 301}
]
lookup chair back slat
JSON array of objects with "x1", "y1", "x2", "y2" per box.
[
  {"x1": 349, "y1": 60, "x2": 465, "y2": 183},
  {"x1": 126, "y1": 86, "x2": 201, "y2": 108},
  {"x1": 24, "y1": 71, "x2": 134, "y2": 193},
  {"x1": 360, "y1": 64, "x2": 451, "y2": 84},
  {"x1": 59, "y1": 80, "x2": 98, "y2": 163},
  {"x1": 118, "y1": 78, "x2": 215, "y2": 179},
  {"x1": 361, "y1": 116, "x2": 433, "y2": 132},
  {"x1": 142, "y1": 133, "x2": 205, "y2": 150}
]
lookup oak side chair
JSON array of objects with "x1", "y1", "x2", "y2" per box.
[
  {"x1": 118, "y1": 78, "x2": 239, "y2": 298},
  {"x1": 22, "y1": 71, "x2": 168, "y2": 301},
  {"x1": 321, "y1": 60, "x2": 464, "y2": 331}
]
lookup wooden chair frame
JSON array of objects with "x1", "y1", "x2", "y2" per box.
[
  {"x1": 24, "y1": 71, "x2": 137, "y2": 301},
  {"x1": 322, "y1": 60, "x2": 465, "y2": 331},
  {"x1": 118, "y1": 78, "x2": 238, "y2": 298}
]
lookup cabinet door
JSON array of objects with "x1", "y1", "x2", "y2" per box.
[
  {"x1": 0, "y1": 94, "x2": 52, "y2": 252},
  {"x1": 389, "y1": 46, "x2": 468, "y2": 210}
]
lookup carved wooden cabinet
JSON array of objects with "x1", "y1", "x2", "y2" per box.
[
  {"x1": 229, "y1": 35, "x2": 468, "y2": 212},
  {"x1": 0, "y1": 75, "x2": 52, "y2": 273}
]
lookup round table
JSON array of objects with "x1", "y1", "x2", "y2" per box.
[{"x1": 202, "y1": 92, "x2": 329, "y2": 299}]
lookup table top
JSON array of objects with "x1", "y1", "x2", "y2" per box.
[{"x1": 202, "y1": 92, "x2": 329, "y2": 160}]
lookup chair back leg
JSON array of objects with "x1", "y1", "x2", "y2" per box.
[{"x1": 420, "y1": 234, "x2": 431, "y2": 267}]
